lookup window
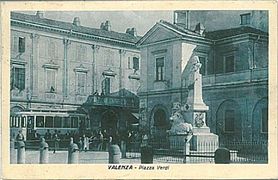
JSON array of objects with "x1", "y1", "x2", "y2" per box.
[
  {"x1": 54, "y1": 117, "x2": 62, "y2": 128},
  {"x1": 102, "y1": 78, "x2": 111, "y2": 95},
  {"x1": 224, "y1": 110, "x2": 235, "y2": 132},
  {"x1": 63, "y1": 117, "x2": 70, "y2": 128},
  {"x1": 224, "y1": 55, "x2": 235, "y2": 73},
  {"x1": 45, "y1": 116, "x2": 54, "y2": 128},
  {"x1": 261, "y1": 108, "x2": 268, "y2": 133},
  {"x1": 199, "y1": 56, "x2": 206, "y2": 75},
  {"x1": 12, "y1": 36, "x2": 26, "y2": 53},
  {"x1": 18, "y1": 37, "x2": 25, "y2": 53},
  {"x1": 15, "y1": 117, "x2": 20, "y2": 128},
  {"x1": 46, "y1": 69, "x2": 56, "y2": 92},
  {"x1": 240, "y1": 13, "x2": 251, "y2": 25},
  {"x1": 133, "y1": 57, "x2": 139, "y2": 70},
  {"x1": 36, "y1": 116, "x2": 44, "y2": 128},
  {"x1": 21, "y1": 117, "x2": 26, "y2": 127},
  {"x1": 71, "y1": 117, "x2": 78, "y2": 128},
  {"x1": 11, "y1": 67, "x2": 25, "y2": 91},
  {"x1": 156, "y1": 57, "x2": 164, "y2": 81},
  {"x1": 76, "y1": 72, "x2": 86, "y2": 95}
]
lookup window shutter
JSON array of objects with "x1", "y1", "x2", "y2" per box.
[{"x1": 133, "y1": 57, "x2": 139, "y2": 70}]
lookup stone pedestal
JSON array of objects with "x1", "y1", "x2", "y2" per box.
[
  {"x1": 191, "y1": 132, "x2": 219, "y2": 152},
  {"x1": 169, "y1": 134, "x2": 191, "y2": 150}
]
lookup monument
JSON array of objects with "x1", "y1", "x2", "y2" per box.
[
  {"x1": 169, "y1": 56, "x2": 218, "y2": 152},
  {"x1": 168, "y1": 105, "x2": 193, "y2": 150}
]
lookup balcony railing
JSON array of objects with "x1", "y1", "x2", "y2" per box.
[
  {"x1": 83, "y1": 94, "x2": 139, "y2": 109},
  {"x1": 203, "y1": 68, "x2": 268, "y2": 86}
]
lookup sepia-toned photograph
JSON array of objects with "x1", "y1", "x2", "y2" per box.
[{"x1": 1, "y1": 1, "x2": 277, "y2": 179}]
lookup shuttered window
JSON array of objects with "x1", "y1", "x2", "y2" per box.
[
  {"x1": 156, "y1": 57, "x2": 164, "y2": 81},
  {"x1": 11, "y1": 67, "x2": 25, "y2": 91}
]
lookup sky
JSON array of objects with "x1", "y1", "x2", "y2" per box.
[{"x1": 21, "y1": 11, "x2": 174, "y2": 36}]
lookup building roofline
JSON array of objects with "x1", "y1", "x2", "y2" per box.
[
  {"x1": 137, "y1": 20, "x2": 268, "y2": 48},
  {"x1": 11, "y1": 12, "x2": 140, "y2": 49}
]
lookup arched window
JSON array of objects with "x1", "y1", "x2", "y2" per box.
[
  {"x1": 216, "y1": 100, "x2": 241, "y2": 141},
  {"x1": 252, "y1": 98, "x2": 268, "y2": 141}
]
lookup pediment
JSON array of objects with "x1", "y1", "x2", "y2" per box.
[{"x1": 138, "y1": 24, "x2": 182, "y2": 46}]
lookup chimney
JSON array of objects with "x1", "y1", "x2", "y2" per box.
[
  {"x1": 194, "y1": 23, "x2": 205, "y2": 36},
  {"x1": 36, "y1": 11, "x2": 44, "y2": 18},
  {"x1": 126, "y1": 27, "x2": 137, "y2": 36},
  {"x1": 100, "y1": 22, "x2": 105, "y2": 29},
  {"x1": 173, "y1": 10, "x2": 190, "y2": 29},
  {"x1": 104, "y1": 20, "x2": 111, "y2": 31},
  {"x1": 100, "y1": 21, "x2": 111, "y2": 31},
  {"x1": 73, "y1": 17, "x2": 81, "y2": 26}
]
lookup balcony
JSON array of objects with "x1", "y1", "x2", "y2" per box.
[
  {"x1": 203, "y1": 68, "x2": 268, "y2": 87},
  {"x1": 83, "y1": 94, "x2": 139, "y2": 109}
]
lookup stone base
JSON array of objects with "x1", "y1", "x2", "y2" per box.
[
  {"x1": 169, "y1": 134, "x2": 189, "y2": 150},
  {"x1": 191, "y1": 133, "x2": 219, "y2": 152},
  {"x1": 192, "y1": 127, "x2": 210, "y2": 134}
]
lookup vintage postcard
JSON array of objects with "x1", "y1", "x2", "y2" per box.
[{"x1": 1, "y1": 1, "x2": 277, "y2": 179}]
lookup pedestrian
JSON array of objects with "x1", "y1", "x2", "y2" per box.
[
  {"x1": 83, "y1": 135, "x2": 89, "y2": 152},
  {"x1": 78, "y1": 137, "x2": 83, "y2": 151},
  {"x1": 98, "y1": 131, "x2": 103, "y2": 151},
  {"x1": 44, "y1": 129, "x2": 52, "y2": 140},
  {"x1": 16, "y1": 129, "x2": 25, "y2": 141},
  {"x1": 53, "y1": 133, "x2": 60, "y2": 153}
]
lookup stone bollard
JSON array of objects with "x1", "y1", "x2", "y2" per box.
[
  {"x1": 141, "y1": 145, "x2": 153, "y2": 164},
  {"x1": 68, "y1": 143, "x2": 79, "y2": 164},
  {"x1": 183, "y1": 141, "x2": 190, "y2": 163},
  {"x1": 10, "y1": 139, "x2": 16, "y2": 164},
  {"x1": 39, "y1": 138, "x2": 49, "y2": 164},
  {"x1": 120, "y1": 140, "x2": 126, "y2": 158},
  {"x1": 17, "y1": 141, "x2": 25, "y2": 164},
  {"x1": 109, "y1": 144, "x2": 121, "y2": 164},
  {"x1": 214, "y1": 147, "x2": 230, "y2": 164}
]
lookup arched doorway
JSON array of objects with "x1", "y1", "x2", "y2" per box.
[
  {"x1": 154, "y1": 109, "x2": 168, "y2": 130},
  {"x1": 151, "y1": 106, "x2": 170, "y2": 146},
  {"x1": 101, "y1": 110, "x2": 118, "y2": 135}
]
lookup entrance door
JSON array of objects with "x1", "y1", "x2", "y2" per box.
[
  {"x1": 101, "y1": 110, "x2": 118, "y2": 135},
  {"x1": 153, "y1": 108, "x2": 169, "y2": 147}
]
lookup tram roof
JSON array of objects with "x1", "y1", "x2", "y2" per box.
[{"x1": 11, "y1": 108, "x2": 86, "y2": 116}]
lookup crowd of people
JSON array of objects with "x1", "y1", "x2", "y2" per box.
[{"x1": 15, "y1": 128, "x2": 146, "y2": 153}]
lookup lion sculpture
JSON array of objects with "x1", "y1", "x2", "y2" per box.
[{"x1": 169, "y1": 111, "x2": 193, "y2": 137}]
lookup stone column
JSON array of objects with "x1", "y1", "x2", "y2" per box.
[
  {"x1": 91, "y1": 45, "x2": 100, "y2": 94},
  {"x1": 63, "y1": 38, "x2": 71, "y2": 98},
  {"x1": 119, "y1": 49, "x2": 126, "y2": 95},
  {"x1": 30, "y1": 33, "x2": 40, "y2": 98}
]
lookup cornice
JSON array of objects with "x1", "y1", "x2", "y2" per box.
[{"x1": 11, "y1": 19, "x2": 138, "y2": 50}]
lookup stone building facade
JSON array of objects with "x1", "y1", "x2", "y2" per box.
[
  {"x1": 138, "y1": 10, "x2": 268, "y2": 143},
  {"x1": 10, "y1": 12, "x2": 140, "y2": 135}
]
